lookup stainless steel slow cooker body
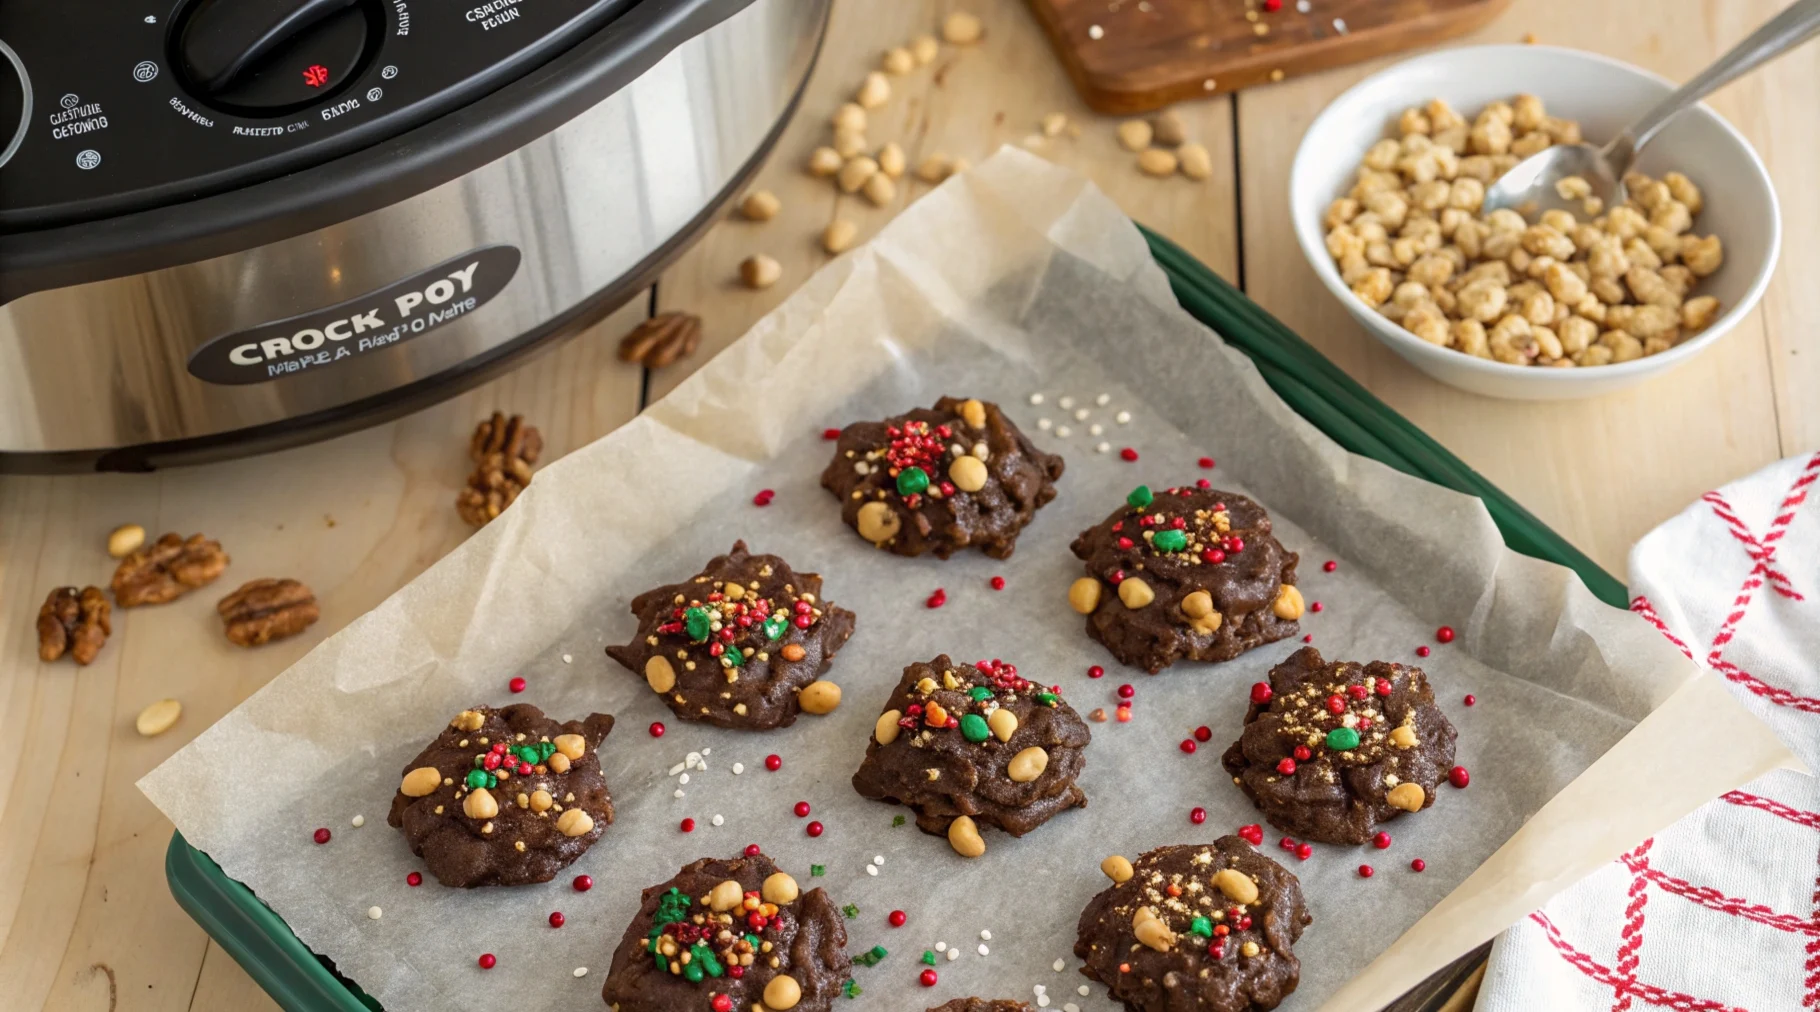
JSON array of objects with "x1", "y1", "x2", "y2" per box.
[{"x1": 0, "y1": 0, "x2": 827, "y2": 471}]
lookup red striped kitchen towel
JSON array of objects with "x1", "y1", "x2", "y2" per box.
[{"x1": 1477, "y1": 452, "x2": 1820, "y2": 1012}]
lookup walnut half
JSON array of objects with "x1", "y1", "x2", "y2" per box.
[
  {"x1": 38, "y1": 586, "x2": 110, "y2": 664},
  {"x1": 218, "y1": 578, "x2": 320, "y2": 647},
  {"x1": 111, "y1": 532, "x2": 229, "y2": 607},
  {"x1": 458, "y1": 413, "x2": 543, "y2": 527}
]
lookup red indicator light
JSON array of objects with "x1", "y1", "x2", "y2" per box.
[{"x1": 302, "y1": 64, "x2": 330, "y2": 88}]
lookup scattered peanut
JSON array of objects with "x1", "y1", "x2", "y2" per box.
[
  {"x1": 1101, "y1": 854, "x2": 1135, "y2": 883},
  {"x1": 987, "y1": 707, "x2": 1018, "y2": 742},
  {"x1": 1386, "y1": 782, "x2": 1427, "y2": 812},
  {"x1": 808, "y1": 147, "x2": 843, "y2": 177},
  {"x1": 856, "y1": 71, "x2": 891, "y2": 110},
  {"x1": 861, "y1": 171, "x2": 897, "y2": 207},
  {"x1": 831, "y1": 102, "x2": 867, "y2": 132},
  {"x1": 1179, "y1": 142, "x2": 1213, "y2": 181},
  {"x1": 1116, "y1": 119, "x2": 1153, "y2": 152},
  {"x1": 1213, "y1": 868, "x2": 1259, "y2": 905},
  {"x1": 916, "y1": 154, "x2": 952, "y2": 182},
  {"x1": 948, "y1": 455, "x2": 988, "y2": 492},
  {"x1": 739, "y1": 254, "x2": 781, "y2": 289},
  {"x1": 882, "y1": 46, "x2": 916, "y2": 75},
  {"x1": 1133, "y1": 908, "x2": 1176, "y2": 951},
  {"x1": 763, "y1": 871, "x2": 800, "y2": 904},
  {"x1": 1007, "y1": 746, "x2": 1048, "y2": 783},
  {"x1": 1390, "y1": 725, "x2": 1419, "y2": 749},
  {"x1": 942, "y1": 12, "x2": 983, "y2": 45},
  {"x1": 877, "y1": 142, "x2": 906, "y2": 179},
  {"x1": 1152, "y1": 109, "x2": 1187, "y2": 147},
  {"x1": 958, "y1": 398, "x2": 987, "y2": 429},
  {"x1": 400, "y1": 767, "x2": 442, "y2": 797},
  {"x1": 530, "y1": 789, "x2": 553, "y2": 812},
  {"x1": 739, "y1": 189, "x2": 780, "y2": 221},
  {"x1": 911, "y1": 34, "x2": 940, "y2": 64},
  {"x1": 1041, "y1": 112, "x2": 1069, "y2": 137},
  {"x1": 553, "y1": 733, "x2": 586, "y2": 760},
  {"x1": 709, "y1": 879, "x2": 744, "y2": 911},
  {"x1": 1068, "y1": 576, "x2": 1102, "y2": 614},
  {"x1": 1272, "y1": 584, "x2": 1306, "y2": 620},
  {"x1": 947, "y1": 814, "x2": 987, "y2": 857},
  {"x1": 1137, "y1": 148, "x2": 1178, "y2": 177},
  {"x1": 135, "y1": 698, "x2": 182, "y2": 737},
  {"x1": 875, "y1": 709, "x2": 903, "y2": 745},
  {"x1": 856, "y1": 500, "x2": 901, "y2": 544},
  {"x1": 453, "y1": 709, "x2": 486, "y2": 732},
  {"x1": 1117, "y1": 576, "x2": 1155, "y2": 608},
  {"x1": 832, "y1": 127, "x2": 868, "y2": 159},
  {"x1": 799, "y1": 680, "x2": 842, "y2": 714},
  {"x1": 107, "y1": 523, "x2": 146, "y2": 558},
  {"x1": 822, "y1": 219, "x2": 859, "y2": 254},
  {"x1": 463, "y1": 787, "x2": 500, "y2": 820},
  {"x1": 645, "y1": 655, "x2": 676, "y2": 694},
  {"x1": 764, "y1": 974, "x2": 803, "y2": 1010},
  {"x1": 548, "y1": 752, "x2": 571, "y2": 773},
  {"x1": 555, "y1": 808, "x2": 595, "y2": 837},
  {"x1": 837, "y1": 155, "x2": 878, "y2": 194}
]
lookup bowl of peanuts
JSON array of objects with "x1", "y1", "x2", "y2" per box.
[{"x1": 1291, "y1": 45, "x2": 1780, "y2": 399}]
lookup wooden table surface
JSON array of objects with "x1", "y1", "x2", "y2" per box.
[{"x1": 3, "y1": 1, "x2": 1812, "y2": 1008}]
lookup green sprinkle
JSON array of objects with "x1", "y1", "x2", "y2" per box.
[
  {"x1": 892, "y1": 815, "x2": 906, "y2": 827},
  {"x1": 722, "y1": 646, "x2": 746, "y2": 668},
  {"x1": 1191, "y1": 916, "x2": 1213, "y2": 937},
  {"x1": 921, "y1": 951, "x2": 937, "y2": 966},
  {"x1": 896, "y1": 467, "x2": 930, "y2": 496},
  {"x1": 1037, "y1": 692, "x2": 1058, "y2": 707},
  {"x1": 842, "y1": 904, "x2": 860, "y2": 919},
  {"x1": 763, "y1": 615, "x2": 789, "y2": 640},
  {"x1": 470, "y1": 755, "x2": 485, "y2": 769},
  {"x1": 464, "y1": 770, "x2": 490, "y2": 789},
  {"x1": 684, "y1": 606, "x2": 712, "y2": 643},
  {"x1": 968, "y1": 686, "x2": 993, "y2": 701},
  {"x1": 536, "y1": 741, "x2": 556, "y2": 762},
  {"x1": 1127, "y1": 485, "x2": 1154, "y2": 508},
  {"x1": 959, "y1": 713, "x2": 990, "y2": 743},
  {"x1": 852, "y1": 945, "x2": 889, "y2": 967},
  {"x1": 1326, "y1": 726, "x2": 1361, "y2": 751},
  {"x1": 1153, "y1": 529, "x2": 1188, "y2": 552},
  {"x1": 844, "y1": 980, "x2": 862, "y2": 998},
  {"x1": 811, "y1": 864, "x2": 826, "y2": 877}
]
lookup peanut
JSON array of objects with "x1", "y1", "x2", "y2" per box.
[
  {"x1": 764, "y1": 974, "x2": 803, "y2": 1010},
  {"x1": 1179, "y1": 142, "x2": 1213, "y2": 181},
  {"x1": 739, "y1": 254, "x2": 781, "y2": 289},
  {"x1": 548, "y1": 752, "x2": 571, "y2": 773},
  {"x1": 1117, "y1": 577, "x2": 1155, "y2": 609},
  {"x1": 808, "y1": 147, "x2": 842, "y2": 177},
  {"x1": 107, "y1": 523, "x2": 146, "y2": 558},
  {"x1": 877, "y1": 142, "x2": 906, "y2": 179},
  {"x1": 874, "y1": 709, "x2": 902, "y2": 745},
  {"x1": 1068, "y1": 576, "x2": 1102, "y2": 614},
  {"x1": 799, "y1": 680, "x2": 841, "y2": 715},
  {"x1": 855, "y1": 71, "x2": 890, "y2": 110},
  {"x1": 553, "y1": 733, "x2": 586, "y2": 760},
  {"x1": 739, "y1": 189, "x2": 780, "y2": 221},
  {"x1": 463, "y1": 788, "x2": 500, "y2": 820},
  {"x1": 947, "y1": 815, "x2": 986, "y2": 857},
  {"x1": 1213, "y1": 868, "x2": 1259, "y2": 905},
  {"x1": 1100, "y1": 854, "x2": 1134, "y2": 883},
  {"x1": 1272, "y1": 584, "x2": 1305, "y2": 620},
  {"x1": 1116, "y1": 120, "x2": 1152, "y2": 152},
  {"x1": 763, "y1": 871, "x2": 800, "y2": 904},
  {"x1": 1007, "y1": 746, "x2": 1048, "y2": 783},
  {"x1": 837, "y1": 156, "x2": 877, "y2": 194},
  {"x1": 555, "y1": 808, "x2": 594, "y2": 837},
  {"x1": 1137, "y1": 148, "x2": 1178, "y2": 177},
  {"x1": 987, "y1": 707, "x2": 1017, "y2": 742},
  {"x1": 882, "y1": 46, "x2": 915, "y2": 75},
  {"x1": 856, "y1": 500, "x2": 900, "y2": 544},
  {"x1": 709, "y1": 878, "x2": 744, "y2": 911},
  {"x1": 530, "y1": 789, "x2": 553, "y2": 812},
  {"x1": 645, "y1": 655, "x2": 676, "y2": 694},
  {"x1": 861, "y1": 172, "x2": 896, "y2": 207},
  {"x1": 400, "y1": 767, "x2": 442, "y2": 797},
  {"x1": 1386, "y1": 782, "x2": 1426, "y2": 812},
  {"x1": 948, "y1": 455, "x2": 988, "y2": 492},
  {"x1": 135, "y1": 698, "x2": 182, "y2": 737},
  {"x1": 822, "y1": 219, "x2": 859, "y2": 255},
  {"x1": 942, "y1": 12, "x2": 983, "y2": 45},
  {"x1": 1134, "y1": 911, "x2": 1176, "y2": 952},
  {"x1": 1390, "y1": 725, "x2": 1419, "y2": 749}
]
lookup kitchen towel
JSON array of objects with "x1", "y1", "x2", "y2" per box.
[{"x1": 1477, "y1": 452, "x2": 1820, "y2": 1012}]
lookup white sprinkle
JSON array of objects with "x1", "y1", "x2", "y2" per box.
[
  {"x1": 1089, "y1": 424, "x2": 1103, "y2": 436},
  {"x1": 668, "y1": 762, "x2": 687, "y2": 776},
  {"x1": 1064, "y1": 1004, "x2": 1080, "y2": 1012},
  {"x1": 350, "y1": 814, "x2": 365, "y2": 828},
  {"x1": 935, "y1": 942, "x2": 947, "y2": 952},
  {"x1": 978, "y1": 943, "x2": 990, "y2": 955},
  {"x1": 1029, "y1": 393, "x2": 1045, "y2": 405},
  {"x1": 1079, "y1": 986, "x2": 1090, "y2": 996},
  {"x1": 980, "y1": 929, "x2": 992, "y2": 940},
  {"x1": 1073, "y1": 408, "x2": 1089, "y2": 421},
  {"x1": 563, "y1": 654, "x2": 573, "y2": 664},
  {"x1": 687, "y1": 751, "x2": 703, "y2": 765},
  {"x1": 1035, "y1": 985, "x2": 1047, "y2": 994},
  {"x1": 574, "y1": 967, "x2": 589, "y2": 978},
  {"x1": 1058, "y1": 396, "x2": 1075, "y2": 409},
  {"x1": 673, "y1": 789, "x2": 685, "y2": 799},
  {"x1": 679, "y1": 773, "x2": 690, "y2": 785},
  {"x1": 733, "y1": 763, "x2": 745, "y2": 775},
  {"x1": 873, "y1": 855, "x2": 885, "y2": 866},
  {"x1": 1116, "y1": 410, "x2": 1131, "y2": 424},
  {"x1": 1296, "y1": 0, "x2": 1310, "y2": 9},
  {"x1": 366, "y1": 906, "x2": 382, "y2": 920},
  {"x1": 1055, "y1": 426, "x2": 1071, "y2": 438},
  {"x1": 947, "y1": 948, "x2": 958, "y2": 961},
  {"x1": 711, "y1": 814, "x2": 724, "y2": 827},
  {"x1": 1087, "y1": 23, "x2": 1103, "y2": 39},
  {"x1": 1096, "y1": 442, "x2": 1111, "y2": 453},
  {"x1": 1095, "y1": 393, "x2": 1110, "y2": 405},
  {"x1": 1037, "y1": 418, "x2": 1053, "y2": 431},
  {"x1": 1203, "y1": 78, "x2": 1216, "y2": 91},
  {"x1": 865, "y1": 865, "x2": 878, "y2": 876},
  {"x1": 1055, "y1": 958, "x2": 1067, "y2": 971},
  {"x1": 701, "y1": 748, "x2": 711, "y2": 756},
  {"x1": 1333, "y1": 16, "x2": 1347, "y2": 33},
  {"x1": 1038, "y1": 997, "x2": 1050, "y2": 1008}
]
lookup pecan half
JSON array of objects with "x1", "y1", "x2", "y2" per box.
[
  {"x1": 458, "y1": 413, "x2": 543, "y2": 527},
  {"x1": 218, "y1": 578, "x2": 320, "y2": 647},
  {"x1": 616, "y1": 311, "x2": 703, "y2": 369},
  {"x1": 37, "y1": 586, "x2": 111, "y2": 664},
  {"x1": 111, "y1": 532, "x2": 230, "y2": 607}
]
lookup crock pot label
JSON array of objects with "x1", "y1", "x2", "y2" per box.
[{"x1": 187, "y1": 246, "x2": 521, "y2": 386}]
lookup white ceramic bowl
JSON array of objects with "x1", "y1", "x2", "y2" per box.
[{"x1": 1290, "y1": 45, "x2": 1781, "y2": 400}]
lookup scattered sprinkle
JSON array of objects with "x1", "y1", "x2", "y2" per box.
[
  {"x1": 823, "y1": 427, "x2": 841, "y2": 440},
  {"x1": 407, "y1": 872, "x2": 423, "y2": 886},
  {"x1": 1198, "y1": 456, "x2": 1215, "y2": 469},
  {"x1": 1087, "y1": 23, "x2": 1103, "y2": 39},
  {"x1": 1437, "y1": 625, "x2": 1457, "y2": 643},
  {"x1": 1359, "y1": 864, "x2": 1375, "y2": 878},
  {"x1": 946, "y1": 949, "x2": 958, "y2": 961},
  {"x1": 1296, "y1": 0, "x2": 1310, "y2": 10},
  {"x1": 350, "y1": 814, "x2": 365, "y2": 828},
  {"x1": 711, "y1": 813, "x2": 725, "y2": 826},
  {"x1": 1119, "y1": 447, "x2": 1138, "y2": 462},
  {"x1": 367, "y1": 906, "x2": 382, "y2": 920},
  {"x1": 1323, "y1": 560, "x2": 1337, "y2": 572},
  {"x1": 811, "y1": 864, "x2": 826, "y2": 877},
  {"x1": 313, "y1": 828, "x2": 331, "y2": 845},
  {"x1": 1095, "y1": 393, "x2": 1110, "y2": 405},
  {"x1": 990, "y1": 575, "x2": 1005, "y2": 590},
  {"x1": 1333, "y1": 16, "x2": 1347, "y2": 33},
  {"x1": 843, "y1": 904, "x2": 862, "y2": 919},
  {"x1": 733, "y1": 762, "x2": 744, "y2": 774},
  {"x1": 574, "y1": 875, "x2": 593, "y2": 891},
  {"x1": 892, "y1": 814, "x2": 906, "y2": 827},
  {"x1": 680, "y1": 817, "x2": 695, "y2": 832},
  {"x1": 1116, "y1": 411, "x2": 1131, "y2": 424},
  {"x1": 574, "y1": 967, "x2": 588, "y2": 978},
  {"x1": 766, "y1": 754, "x2": 782, "y2": 771},
  {"x1": 1464, "y1": 694, "x2": 1476, "y2": 706},
  {"x1": 1037, "y1": 418, "x2": 1053, "y2": 430},
  {"x1": 1089, "y1": 423, "x2": 1103, "y2": 436},
  {"x1": 1055, "y1": 426, "x2": 1071, "y2": 438},
  {"x1": 550, "y1": 911, "x2": 566, "y2": 928},
  {"x1": 926, "y1": 588, "x2": 947, "y2": 609},
  {"x1": 1059, "y1": 396, "x2": 1075, "y2": 409},
  {"x1": 1416, "y1": 645, "x2": 1431, "y2": 658},
  {"x1": 981, "y1": 930, "x2": 993, "y2": 940},
  {"x1": 866, "y1": 865, "x2": 878, "y2": 876},
  {"x1": 853, "y1": 944, "x2": 887, "y2": 965},
  {"x1": 680, "y1": 773, "x2": 691, "y2": 785},
  {"x1": 649, "y1": 721, "x2": 666, "y2": 738},
  {"x1": 508, "y1": 676, "x2": 527, "y2": 693},
  {"x1": 1053, "y1": 958, "x2": 1066, "y2": 972},
  {"x1": 978, "y1": 943, "x2": 991, "y2": 956},
  {"x1": 478, "y1": 953, "x2": 497, "y2": 970},
  {"x1": 891, "y1": 910, "x2": 909, "y2": 928},
  {"x1": 562, "y1": 653, "x2": 573, "y2": 664},
  {"x1": 1411, "y1": 858, "x2": 1427, "y2": 872},
  {"x1": 1096, "y1": 442, "x2": 1111, "y2": 453},
  {"x1": 752, "y1": 488, "x2": 775, "y2": 507},
  {"x1": 1073, "y1": 408, "x2": 1089, "y2": 421},
  {"x1": 1029, "y1": 393, "x2": 1044, "y2": 405},
  {"x1": 935, "y1": 942, "x2": 947, "y2": 952},
  {"x1": 873, "y1": 855, "x2": 885, "y2": 866},
  {"x1": 920, "y1": 949, "x2": 935, "y2": 964}
]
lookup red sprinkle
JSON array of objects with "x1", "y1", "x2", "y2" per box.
[
  {"x1": 1119, "y1": 447, "x2": 1139, "y2": 462},
  {"x1": 407, "y1": 872, "x2": 423, "y2": 887},
  {"x1": 1202, "y1": 548, "x2": 1227, "y2": 564},
  {"x1": 888, "y1": 910, "x2": 907, "y2": 928},
  {"x1": 919, "y1": 969, "x2": 939, "y2": 987},
  {"x1": 1115, "y1": 705, "x2": 1132, "y2": 723},
  {"x1": 1322, "y1": 560, "x2": 1337, "y2": 572},
  {"x1": 1194, "y1": 725, "x2": 1212, "y2": 742},
  {"x1": 1449, "y1": 765, "x2": 1471, "y2": 789},
  {"x1": 765, "y1": 754, "x2": 782, "y2": 771},
  {"x1": 680, "y1": 818, "x2": 696, "y2": 833},
  {"x1": 744, "y1": 844, "x2": 762, "y2": 857},
  {"x1": 1373, "y1": 832, "x2": 1392, "y2": 849},
  {"x1": 1088, "y1": 665, "x2": 1105, "y2": 679},
  {"x1": 549, "y1": 911, "x2": 566, "y2": 928},
  {"x1": 713, "y1": 996, "x2": 734, "y2": 1012},
  {"x1": 806, "y1": 820, "x2": 824, "y2": 837},
  {"x1": 313, "y1": 827, "x2": 331, "y2": 845},
  {"x1": 1179, "y1": 739, "x2": 1197, "y2": 754},
  {"x1": 478, "y1": 953, "x2": 497, "y2": 970},
  {"x1": 649, "y1": 721, "x2": 666, "y2": 738},
  {"x1": 822, "y1": 428, "x2": 841, "y2": 440},
  {"x1": 1375, "y1": 680, "x2": 1393, "y2": 697},
  {"x1": 1249, "y1": 682, "x2": 1273, "y2": 705},
  {"x1": 1198, "y1": 456, "x2": 1215, "y2": 469},
  {"x1": 1436, "y1": 625, "x2": 1456, "y2": 643},
  {"x1": 1416, "y1": 645, "x2": 1431, "y2": 658},
  {"x1": 1189, "y1": 807, "x2": 1207, "y2": 825},
  {"x1": 1292, "y1": 745, "x2": 1311, "y2": 761},
  {"x1": 1238, "y1": 824, "x2": 1264, "y2": 845},
  {"x1": 1464, "y1": 694, "x2": 1476, "y2": 706},
  {"x1": 1411, "y1": 858, "x2": 1427, "y2": 872},
  {"x1": 1276, "y1": 758, "x2": 1297, "y2": 775},
  {"x1": 1358, "y1": 864, "x2": 1375, "y2": 879},
  {"x1": 1309, "y1": 601, "x2": 1323, "y2": 613},
  {"x1": 794, "y1": 801, "x2": 811, "y2": 817},
  {"x1": 508, "y1": 676, "x2": 527, "y2": 693},
  {"x1": 1347, "y1": 684, "x2": 1369, "y2": 701},
  {"x1": 989, "y1": 576, "x2": 1005, "y2": 591},
  {"x1": 1196, "y1": 478, "x2": 1212, "y2": 489},
  {"x1": 1325, "y1": 695, "x2": 1347, "y2": 715},
  {"x1": 1279, "y1": 837, "x2": 1297, "y2": 851},
  {"x1": 1295, "y1": 843, "x2": 1313, "y2": 860},
  {"x1": 752, "y1": 489, "x2": 775, "y2": 506},
  {"x1": 926, "y1": 588, "x2": 947, "y2": 609},
  {"x1": 1264, "y1": 0, "x2": 1282, "y2": 10},
  {"x1": 573, "y1": 874, "x2": 593, "y2": 892},
  {"x1": 1117, "y1": 683, "x2": 1135, "y2": 699}
]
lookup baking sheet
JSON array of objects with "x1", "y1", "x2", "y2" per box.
[{"x1": 140, "y1": 148, "x2": 1791, "y2": 1012}]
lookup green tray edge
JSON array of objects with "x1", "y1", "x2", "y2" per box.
[{"x1": 163, "y1": 235, "x2": 1627, "y2": 1012}]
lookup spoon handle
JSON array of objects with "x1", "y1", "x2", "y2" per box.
[{"x1": 1605, "y1": 0, "x2": 1820, "y2": 172}]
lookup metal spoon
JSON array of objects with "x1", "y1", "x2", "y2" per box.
[{"x1": 1482, "y1": 0, "x2": 1820, "y2": 216}]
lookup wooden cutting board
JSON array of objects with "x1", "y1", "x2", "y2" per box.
[{"x1": 1025, "y1": 0, "x2": 1513, "y2": 114}]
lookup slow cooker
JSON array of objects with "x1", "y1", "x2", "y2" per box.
[{"x1": 0, "y1": 0, "x2": 828, "y2": 472}]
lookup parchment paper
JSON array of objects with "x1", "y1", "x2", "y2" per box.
[{"x1": 141, "y1": 148, "x2": 1792, "y2": 1012}]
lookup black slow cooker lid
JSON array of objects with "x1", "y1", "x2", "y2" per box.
[{"x1": 0, "y1": 0, "x2": 752, "y2": 302}]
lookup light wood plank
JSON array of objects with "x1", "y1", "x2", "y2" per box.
[
  {"x1": 1236, "y1": 0, "x2": 1787, "y2": 577},
  {"x1": 0, "y1": 298, "x2": 648, "y2": 1010}
]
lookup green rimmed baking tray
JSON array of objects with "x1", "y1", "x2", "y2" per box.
[{"x1": 165, "y1": 233, "x2": 1627, "y2": 1012}]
